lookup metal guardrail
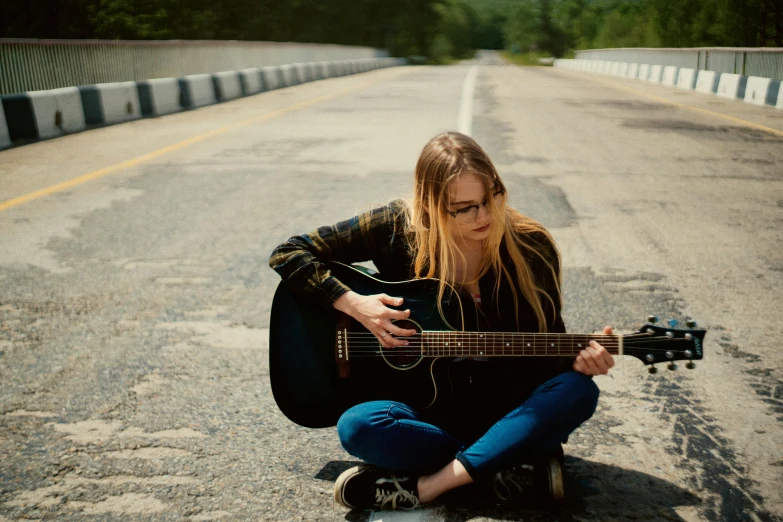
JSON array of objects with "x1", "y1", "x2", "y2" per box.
[
  {"x1": 575, "y1": 47, "x2": 783, "y2": 81},
  {"x1": 0, "y1": 39, "x2": 385, "y2": 95}
]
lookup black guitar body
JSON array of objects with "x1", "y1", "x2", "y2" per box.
[{"x1": 269, "y1": 262, "x2": 474, "y2": 429}]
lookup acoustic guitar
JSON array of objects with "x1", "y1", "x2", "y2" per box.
[{"x1": 269, "y1": 261, "x2": 706, "y2": 428}]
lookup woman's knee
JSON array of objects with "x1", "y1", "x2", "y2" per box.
[
  {"x1": 553, "y1": 371, "x2": 600, "y2": 417},
  {"x1": 337, "y1": 405, "x2": 372, "y2": 454},
  {"x1": 336, "y1": 401, "x2": 403, "y2": 455},
  {"x1": 572, "y1": 372, "x2": 600, "y2": 416}
]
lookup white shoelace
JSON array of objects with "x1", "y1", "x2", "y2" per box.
[{"x1": 374, "y1": 476, "x2": 420, "y2": 510}]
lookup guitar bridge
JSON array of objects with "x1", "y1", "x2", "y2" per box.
[{"x1": 336, "y1": 313, "x2": 351, "y2": 378}]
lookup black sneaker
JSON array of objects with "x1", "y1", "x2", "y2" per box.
[
  {"x1": 493, "y1": 457, "x2": 564, "y2": 504},
  {"x1": 334, "y1": 464, "x2": 421, "y2": 511}
]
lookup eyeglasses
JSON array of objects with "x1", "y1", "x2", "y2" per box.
[{"x1": 447, "y1": 190, "x2": 505, "y2": 224}]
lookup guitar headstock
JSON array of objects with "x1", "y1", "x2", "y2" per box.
[{"x1": 624, "y1": 317, "x2": 706, "y2": 373}]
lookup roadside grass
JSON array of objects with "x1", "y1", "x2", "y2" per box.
[
  {"x1": 501, "y1": 50, "x2": 554, "y2": 66},
  {"x1": 501, "y1": 50, "x2": 576, "y2": 66}
]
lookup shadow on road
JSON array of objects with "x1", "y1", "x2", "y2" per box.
[{"x1": 316, "y1": 456, "x2": 700, "y2": 521}]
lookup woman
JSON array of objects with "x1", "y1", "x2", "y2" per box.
[{"x1": 269, "y1": 132, "x2": 615, "y2": 511}]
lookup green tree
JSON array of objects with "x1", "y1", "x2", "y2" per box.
[{"x1": 504, "y1": 0, "x2": 542, "y2": 52}]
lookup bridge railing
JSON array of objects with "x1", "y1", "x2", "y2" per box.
[
  {"x1": 575, "y1": 47, "x2": 783, "y2": 81},
  {"x1": 0, "y1": 39, "x2": 384, "y2": 95}
]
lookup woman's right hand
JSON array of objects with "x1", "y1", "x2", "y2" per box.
[{"x1": 333, "y1": 291, "x2": 418, "y2": 348}]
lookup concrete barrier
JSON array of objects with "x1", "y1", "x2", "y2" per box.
[
  {"x1": 239, "y1": 68, "x2": 264, "y2": 95},
  {"x1": 311, "y1": 62, "x2": 324, "y2": 80},
  {"x1": 2, "y1": 87, "x2": 86, "y2": 140},
  {"x1": 80, "y1": 82, "x2": 142, "y2": 125},
  {"x1": 777, "y1": 83, "x2": 783, "y2": 109},
  {"x1": 661, "y1": 66, "x2": 679, "y2": 86},
  {"x1": 618, "y1": 62, "x2": 629, "y2": 77},
  {"x1": 648, "y1": 65, "x2": 664, "y2": 83},
  {"x1": 260, "y1": 66, "x2": 283, "y2": 91},
  {"x1": 212, "y1": 71, "x2": 243, "y2": 101},
  {"x1": 744, "y1": 76, "x2": 780, "y2": 107},
  {"x1": 626, "y1": 63, "x2": 639, "y2": 79},
  {"x1": 279, "y1": 64, "x2": 300, "y2": 87},
  {"x1": 609, "y1": 62, "x2": 620, "y2": 76},
  {"x1": 716, "y1": 73, "x2": 748, "y2": 100},
  {"x1": 329, "y1": 62, "x2": 341, "y2": 77},
  {"x1": 0, "y1": 56, "x2": 409, "y2": 149},
  {"x1": 695, "y1": 70, "x2": 721, "y2": 94},
  {"x1": 291, "y1": 63, "x2": 309, "y2": 83},
  {"x1": 179, "y1": 74, "x2": 217, "y2": 108},
  {"x1": 0, "y1": 102, "x2": 10, "y2": 148},
  {"x1": 310, "y1": 62, "x2": 325, "y2": 80},
  {"x1": 638, "y1": 64, "x2": 651, "y2": 81},
  {"x1": 676, "y1": 68, "x2": 697, "y2": 90},
  {"x1": 137, "y1": 78, "x2": 181, "y2": 116}
]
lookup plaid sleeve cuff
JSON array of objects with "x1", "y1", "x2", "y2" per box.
[{"x1": 318, "y1": 276, "x2": 351, "y2": 307}]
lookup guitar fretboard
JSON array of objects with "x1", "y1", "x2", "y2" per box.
[{"x1": 422, "y1": 332, "x2": 622, "y2": 357}]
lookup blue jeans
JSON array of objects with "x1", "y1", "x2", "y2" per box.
[{"x1": 336, "y1": 371, "x2": 599, "y2": 482}]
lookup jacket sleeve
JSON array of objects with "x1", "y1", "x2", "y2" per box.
[{"x1": 268, "y1": 200, "x2": 403, "y2": 309}]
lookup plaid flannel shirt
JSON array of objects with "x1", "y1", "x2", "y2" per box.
[{"x1": 269, "y1": 200, "x2": 413, "y2": 310}]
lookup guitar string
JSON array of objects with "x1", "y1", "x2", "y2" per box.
[
  {"x1": 340, "y1": 349, "x2": 690, "y2": 357},
  {"x1": 341, "y1": 336, "x2": 686, "y2": 346},
  {"x1": 342, "y1": 341, "x2": 690, "y2": 350},
  {"x1": 340, "y1": 333, "x2": 696, "y2": 351},
  {"x1": 341, "y1": 346, "x2": 691, "y2": 355},
  {"x1": 339, "y1": 342, "x2": 667, "y2": 348},
  {"x1": 342, "y1": 332, "x2": 689, "y2": 340},
  {"x1": 341, "y1": 336, "x2": 693, "y2": 346}
]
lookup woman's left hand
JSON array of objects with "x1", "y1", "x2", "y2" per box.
[{"x1": 573, "y1": 326, "x2": 616, "y2": 376}]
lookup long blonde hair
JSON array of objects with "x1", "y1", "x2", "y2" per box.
[{"x1": 402, "y1": 132, "x2": 561, "y2": 332}]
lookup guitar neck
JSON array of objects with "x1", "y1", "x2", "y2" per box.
[{"x1": 422, "y1": 331, "x2": 623, "y2": 357}]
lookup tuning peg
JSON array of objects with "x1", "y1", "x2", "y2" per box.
[
  {"x1": 648, "y1": 365, "x2": 658, "y2": 374},
  {"x1": 686, "y1": 320, "x2": 697, "y2": 328},
  {"x1": 647, "y1": 315, "x2": 659, "y2": 323},
  {"x1": 667, "y1": 362, "x2": 678, "y2": 371},
  {"x1": 667, "y1": 319, "x2": 679, "y2": 328},
  {"x1": 686, "y1": 361, "x2": 696, "y2": 369}
]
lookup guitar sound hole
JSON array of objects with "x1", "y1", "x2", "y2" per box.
[{"x1": 381, "y1": 319, "x2": 422, "y2": 369}]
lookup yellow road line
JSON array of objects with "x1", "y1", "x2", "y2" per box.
[
  {"x1": 553, "y1": 69, "x2": 783, "y2": 138},
  {"x1": 0, "y1": 75, "x2": 386, "y2": 213}
]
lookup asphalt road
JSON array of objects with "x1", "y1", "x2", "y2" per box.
[{"x1": 1, "y1": 51, "x2": 782, "y2": 521}]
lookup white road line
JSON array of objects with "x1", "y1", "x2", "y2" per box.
[
  {"x1": 457, "y1": 65, "x2": 479, "y2": 136},
  {"x1": 369, "y1": 509, "x2": 432, "y2": 522},
  {"x1": 367, "y1": 65, "x2": 479, "y2": 522}
]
